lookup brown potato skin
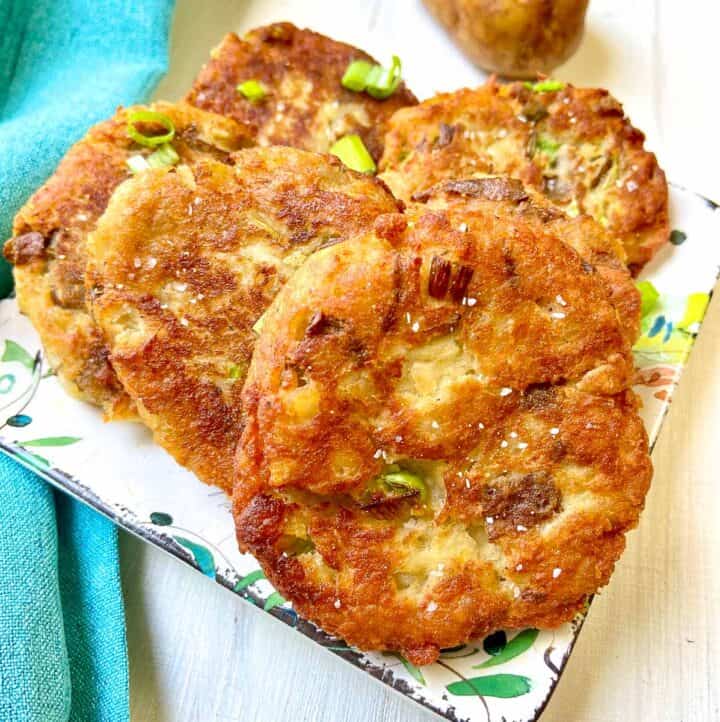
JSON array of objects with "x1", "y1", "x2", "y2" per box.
[
  {"x1": 423, "y1": 0, "x2": 589, "y2": 78},
  {"x1": 186, "y1": 22, "x2": 417, "y2": 161},
  {"x1": 3, "y1": 103, "x2": 252, "y2": 418},
  {"x1": 380, "y1": 80, "x2": 669, "y2": 272},
  {"x1": 234, "y1": 179, "x2": 651, "y2": 664},
  {"x1": 86, "y1": 149, "x2": 400, "y2": 492}
]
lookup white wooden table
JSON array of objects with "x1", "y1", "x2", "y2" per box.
[{"x1": 121, "y1": 1, "x2": 720, "y2": 720}]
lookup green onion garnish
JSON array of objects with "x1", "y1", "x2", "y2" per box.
[
  {"x1": 381, "y1": 470, "x2": 427, "y2": 502},
  {"x1": 341, "y1": 55, "x2": 403, "y2": 99},
  {"x1": 524, "y1": 79, "x2": 566, "y2": 93},
  {"x1": 359, "y1": 467, "x2": 428, "y2": 507},
  {"x1": 228, "y1": 363, "x2": 243, "y2": 380},
  {"x1": 536, "y1": 135, "x2": 561, "y2": 156},
  {"x1": 636, "y1": 280, "x2": 660, "y2": 318},
  {"x1": 330, "y1": 134, "x2": 376, "y2": 174},
  {"x1": 237, "y1": 79, "x2": 267, "y2": 102},
  {"x1": 126, "y1": 155, "x2": 150, "y2": 174},
  {"x1": 341, "y1": 60, "x2": 374, "y2": 92},
  {"x1": 147, "y1": 143, "x2": 180, "y2": 169},
  {"x1": 126, "y1": 110, "x2": 176, "y2": 147}
]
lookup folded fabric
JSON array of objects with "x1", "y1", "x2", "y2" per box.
[{"x1": 0, "y1": 0, "x2": 175, "y2": 719}]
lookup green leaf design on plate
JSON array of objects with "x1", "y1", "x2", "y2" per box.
[
  {"x1": 396, "y1": 655, "x2": 427, "y2": 685},
  {"x1": 150, "y1": 512, "x2": 173, "y2": 526},
  {"x1": 234, "y1": 569, "x2": 265, "y2": 591},
  {"x1": 263, "y1": 591, "x2": 286, "y2": 611},
  {"x1": 475, "y1": 628, "x2": 539, "y2": 668},
  {"x1": 483, "y1": 630, "x2": 507, "y2": 656},
  {"x1": 23, "y1": 436, "x2": 81, "y2": 447},
  {"x1": 669, "y1": 229, "x2": 687, "y2": 246},
  {"x1": 446, "y1": 673, "x2": 532, "y2": 698},
  {"x1": 14, "y1": 447, "x2": 50, "y2": 469},
  {"x1": 636, "y1": 280, "x2": 660, "y2": 318},
  {"x1": 2, "y1": 340, "x2": 34, "y2": 370},
  {"x1": 678, "y1": 292, "x2": 709, "y2": 330},
  {"x1": 174, "y1": 536, "x2": 215, "y2": 578}
]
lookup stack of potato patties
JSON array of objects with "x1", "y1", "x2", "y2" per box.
[{"x1": 5, "y1": 22, "x2": 667, "y2": 665}]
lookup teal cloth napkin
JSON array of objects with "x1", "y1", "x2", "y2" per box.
[{"x1": 0, "y1": 0, "x2": 175, "y2": 719}]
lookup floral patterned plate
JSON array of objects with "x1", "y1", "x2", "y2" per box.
[{"x1": 0, "y1": 184, "x2": 717, "y2": 722}]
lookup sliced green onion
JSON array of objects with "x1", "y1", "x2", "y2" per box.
[
  {"x1": 341, "y1": 60, "x2": 374, "y2": 92},
  {"x1": 237, "y1": 79, "x2": 267, "y2": 102},
  {"x1": 535, "y1": 135, "x2": 561, "y2": 157},
  {"x1": 636, "y1": 280, "x2": 659, "y2": 318},
  {"x1": 524, "y1": 79, "x2": 566, "y2": 93},
  {"x1": 367, "y1": 55, "x2": 402, "y2": 99},
  {"x1": 330, "y1": 134, "x2": 376, "y2": 174},
  {"x1": 126, "y1": 154, "x2": 150, "y2": 174},
  {"x1": 228, "y1": 363, "x2": 243, "y2": 380},
  {"x1": 147, "y1": 143, "x2": 180, "y2": 169},
  {"x1": 341, "y1": 55, "x2": 403, "y2": 99},
  {"x1": 126, "y1": 110, "x2": 176, "y2": 147},
  {"x1": 277, "y1": 534, "x2": 315, "y2": 556},
  {"x1": 360, "y1": 466, "x2": 427, "y2": 507},
  {"x1": 382, "y1": 470, "x2": 427, "y2": 502}
]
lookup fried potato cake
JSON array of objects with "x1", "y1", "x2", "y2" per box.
[
  {"x1": 186, "y1": 22, "x2": 417, "y2": 161},
  {"x1": 86, "y1": 148, "x2": 401, "y2": 492},
  {"x1": 234, "y1": 178, "x2": 652, "y2": 664},
  {"x1": 4, "y1": 102, "x2": 252, "y2": 418},
  {"x1": 380, "y1": 79, "x2": 669, "y2": 272}
]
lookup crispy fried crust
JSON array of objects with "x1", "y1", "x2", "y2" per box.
[
  {"x1": 234, "y1": 181, "x2": 652, "y2": 664},
  {"x1": 4, "y1": 102, "x2": 252, "y2": 418},
  {"x1": 380, "y1": 79, "x2": 669, "y2": 272},
  {"x1": 86, "y1": 149, "x2": 400, "y2": 492},
  {"x1": 412, "y1": 178, "x2": 641, "y2": 345},
  {"x1": 186, "y1": 22, "x2": 417, "y2": 161}
]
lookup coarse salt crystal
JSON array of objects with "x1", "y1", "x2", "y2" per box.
[
  {"x1": 431, "y1": 420, "x2": 440, "y2": 429},
  {"x1": 426, "y1": 601, "x2": 438, "y2": 613},
  {"x1": 411, "y1": 321, "x2": 420, "y2": 333},
  {"x1": 458, "y1": 223, "x2": 468, "y2": 233},
  {"x1": 334, "y1": 599, "x2": 342, "y2": 609},
  {"x1": 552, "y1": 567, "x2": 562, "y2": 579},
  {"x1": 500, "y1": 387, "x2": 512, "y2": 397},
  {"x1": 500, "y1": 440, "x2": 509, "y2": 448},
  {"x1": 516, "y1": 525, "x2": 528, "y2": 532},
  {"x1": 179, "y1": 317, "x2": 189, "y2": 327},
  {"x1": 516, "y1": 563, "x2": 524, "y2": 571},
  {"x1": 550, "y1": 311, "x2": 566, "y2": 319},
  {"x1": 517, "y1": 441, "x2": 528, "y2": 450},
  {"x1": 550, "y1": 427, "x2": 560, "y2": 436},
  {"x1": 466, "y1": 297, "x2": 477, "y2": 307}
]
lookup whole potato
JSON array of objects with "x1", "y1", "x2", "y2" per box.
[{"x1": 424, "y1": 0, "x2": 589, "y2": 78}]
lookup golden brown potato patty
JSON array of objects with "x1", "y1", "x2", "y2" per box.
[
  {"x1": 3, "y1": 102, "x2": 251, "y2": 417},
  {"x1": 186, "y1": 22, "x2": 417, "y2": 161},
  {"x1": 380, "y1": 79, "x2": 669, "y2": 272},
  {"x1": 234, "y1": 178, "x2": 652, "y2": 664},
  {"x1": 86, "y1": 148, "x2": 400, "y2": 492}
]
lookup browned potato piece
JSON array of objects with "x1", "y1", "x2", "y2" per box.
[{"x1": 423, "y1": 0, "x2": 589, "y2": 78}]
